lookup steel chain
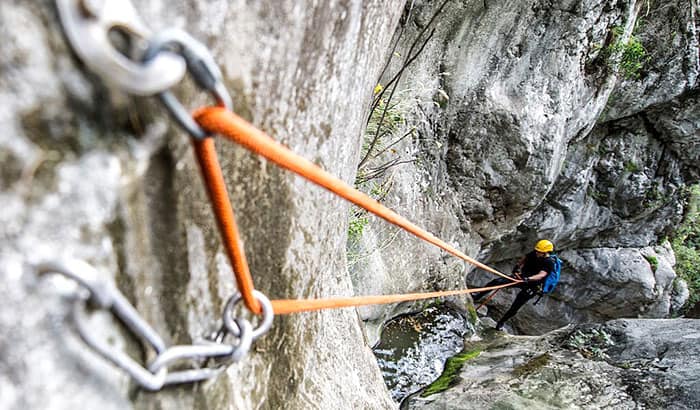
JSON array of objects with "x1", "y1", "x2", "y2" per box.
[
  {"x1": 51, "y1": 0, "x2": 273, "y2": 390},
  {"x1": 37, "y1": 259, "x2": 273, "y2": 391}
]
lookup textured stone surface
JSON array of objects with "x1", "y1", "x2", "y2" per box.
[
  {"x1": 2, "y1": 0, "x2": 699, "y2": 408},
  {"x1": 352, "y1": 0, "x2": 637, "y2": 339},
  {"x1": 350, "y1": 0, "x2": 698, "y2": 336},
  {"x1": 1, "y1": 1, "x2": 403, "y2": 409},
  {"x1": 602, "y1": 0, "x2": 699, "y2": 121},
  {"x1": 406, "y1": 319, "x2": 700, "y2": 410}
]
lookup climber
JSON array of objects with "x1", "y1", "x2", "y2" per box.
[{"x1": 472, "y1": 239, "x2": 556, "y2": 331}]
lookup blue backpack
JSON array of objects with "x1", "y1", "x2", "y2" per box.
[{"x1": 542, "y1": 254, "x2": 562, "y2": 294}]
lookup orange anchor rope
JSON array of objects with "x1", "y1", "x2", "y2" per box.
[
  {"x1": 476, "y1": 288, "x2": 501, "y2": 311},
  {"x1": 191, "y1": 106, "x2": 520, "y2": 315},
  {"x1": 192, "y1": 138, "x2": 261, "y2": 313},
  {"x1": 271, "y1": 282, "x2": 517, "y2": 314},
  {"x1": 194, "y1": 107, "x2": 515, "y2": 281}
]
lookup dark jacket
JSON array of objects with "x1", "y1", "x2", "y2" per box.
[{"x1": 520, "y1": 251, "x2": 555, "y2": 286}]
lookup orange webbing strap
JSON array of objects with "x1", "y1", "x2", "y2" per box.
[
  {"x1": 193, "y1": 106, "x2": 517, "y2": 284},
  {"x1": 192, "y1": 138, "x2": 261, "y2": 313},
  {"x1": 272, "y1": 282, "x2": 517, "y2": 314},
  {"x1": 476, "y1": 288, "x2": 501, "y2": 311}
]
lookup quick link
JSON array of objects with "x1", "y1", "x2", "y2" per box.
[{"x1": 37, "y1": 259, "x2": 272, "y2": 391}]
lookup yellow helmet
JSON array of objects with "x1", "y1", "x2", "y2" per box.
[{"x1": 534, "y1": 239, "x2": 554, "y2": 253}]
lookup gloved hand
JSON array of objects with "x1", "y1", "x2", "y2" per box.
[
  {"x1": 521, "y1": 277, "x2": 529, "y2": 283},
  {"x1": 511, "y1": 265, "x2": 521, "y2": 274}
]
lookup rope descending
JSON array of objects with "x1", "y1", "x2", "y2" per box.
[{"x1": 191, "y1": 106, "x2": 520, "y2": 315}]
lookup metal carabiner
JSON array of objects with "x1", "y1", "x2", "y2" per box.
[
  {"x1": 148, "y1": 319, "x2": 253, "y2": 386},
  {"x1": 37, "y1": 259, "x2": 169, "y2": 390},
  {"x1": 142, "y1": 29, "x2": 233, "y2": 139},
  {"x1": 55, "y1": 0, "x2": 186, "y2": 95}
]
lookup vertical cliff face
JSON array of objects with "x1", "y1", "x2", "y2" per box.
[
  {"x1": 485, "y1": 0, "x2": 699, "y2": 334},
  {"x1": 2, "y1": 0, "x2": 697, "y2": 407},
  {"x1": 351, "y1": 0, "x2": 698, "y2": 335},
  {"x1": 1, "y1": 1, "x2": 403, "y2": 409}
]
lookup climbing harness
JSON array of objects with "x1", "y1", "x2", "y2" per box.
[{"x1": 44, "y1": 0, "x2": 521, "y2": 390}]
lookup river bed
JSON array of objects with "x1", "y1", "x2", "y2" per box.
[{"x1": 372, "y1": 304, "x2": 472, "y2": 403}]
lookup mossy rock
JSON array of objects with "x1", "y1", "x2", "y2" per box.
[
  {"x1": 420, "y1": 348, "x2": 482, "y2": 397},
  {"x1": 512, "y1": 353, "x2": 551, "y2": 378}
]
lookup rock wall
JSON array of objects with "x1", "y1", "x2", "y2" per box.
[
  {"x1": 407, "y1": 319, "x2": 700, "y2": 409},
  {"x1": 483, "y1": 0, "x2": 699, "y2": 333},
  {"x1": 351, "y1": 0, "x2": 699, "y2": 335},
  {"x1": 1, "y1": 1, "x2": 404, "y2": 409},
  {"x1": 2, "y1": 0, "x2": 698, "y2": 407}
]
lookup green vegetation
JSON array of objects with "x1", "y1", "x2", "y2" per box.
[
  {"x1": 644, "y1": 181, "x2": 663, "y2": 205},
  {"x1": 645, "y1": 255, "x2": 658, "y2": 272},
  {"x1": 357, "y1": 90, "x2": 417, "y2": 187},
  {"x1": 347, "y1": 212, "x2": 369, "y2": 243},
  {"x1": 588, "y1": 186, "x2": 609, "y2": 204},
  {"x1": 671, "y1": 185, "x2": 700, "y2": 313},
  {"x1": 349, "y1": 2, "x2": 450, "y2": 251},
  {"x1": 566, "y1": 328, "x2": 615, "y2": 360},
  {"x1": 466, "y1": 305, "x2": 479, "y2": 326},
  {"x1": 512, "y1": 353, "x2": 551, "y2": 378},
  {"x1": 348, "y1": 88, "x2": 410, "y2": 246},
  {"x1": 369, "y1": 180, "x2": 391, "y2": 200},
  {"x1": 420, "y1": 348, "x2": 482, "y2": 397},
  {"x1": 624, "y1": 160, "x2": 640, "y2": 173},
  {"x1": 605, "y1": 26, "x2": 649, "y2": 79},
  {"x1": 346, "y1": 179, "x2": 393, "y2": 246},
  {"x1": 363, "y1": 94, "x2": 405, "y2": 156}
]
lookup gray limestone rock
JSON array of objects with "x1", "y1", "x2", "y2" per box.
[
  {"x1": 471, "y1": 246, "x2": 682, "y2": 335},
  {"x1": 462, "y1": 0, "x2": 698, "y2": 334},
  {"x1": 352, "y1": 0, "x2": 698, "y2": 337},
  {"x1": 406, "y1": 319, "x2": 700, "y2": 410},
  {"x1": 602, "y1": 0, "x2": 699, "y2": 121},
  {"x1": 1, "y1": 1, "x2": 403, "y2": 409}
]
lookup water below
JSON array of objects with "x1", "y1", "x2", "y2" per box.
[{"x1": 372, "y1": 305, "x2": 470, "y2": 403}]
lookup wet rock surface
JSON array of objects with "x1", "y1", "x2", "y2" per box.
[
  {"x1": 373, "y1": 305, "x2": 471, "y2": 403},
  {"x1": 406, "y1": 319, "x2": 700, "y2": 410}
]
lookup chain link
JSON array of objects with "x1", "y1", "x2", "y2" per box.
[
  {"x1": 52, "y1": 0, "x2": 266, "y2": 390},
  {"x1": 37, "y1": 259, "x2": 273, "y2": 391}
]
